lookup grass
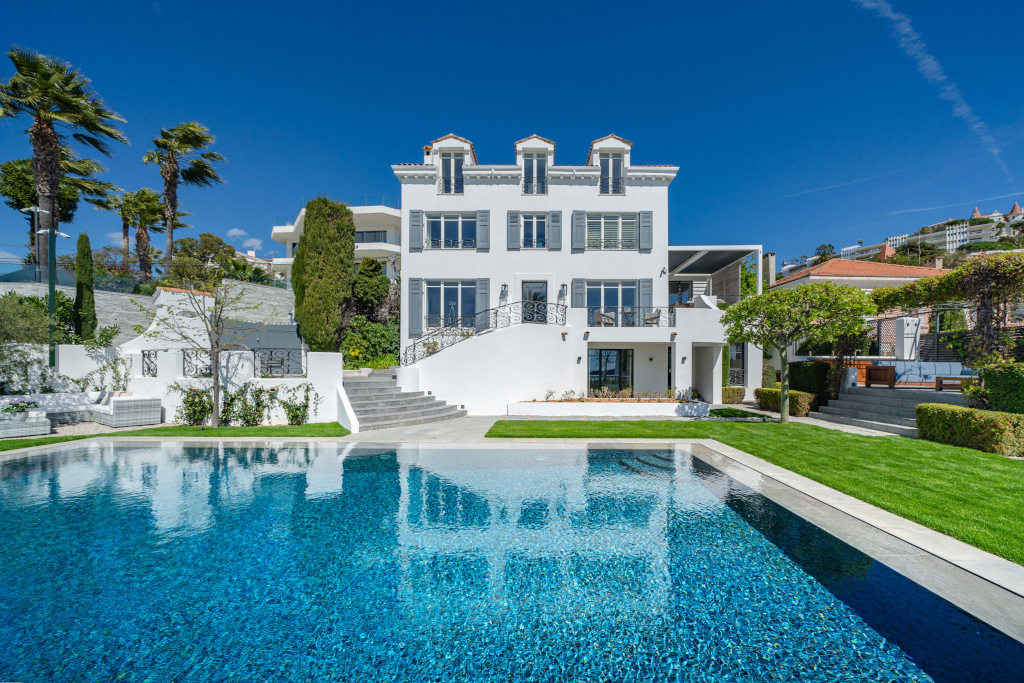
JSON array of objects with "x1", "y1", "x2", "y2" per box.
[
  {"x1": 0, "y1": 423, "x2": 351, "y2": 454},
  {"x1": 709, "y1": 408, "x2": 764, "y2": 418},
  {"x1": 485, "y1": 419, "x2": 1024, "y2": 565}
]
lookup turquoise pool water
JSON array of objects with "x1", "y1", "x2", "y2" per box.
[{"x1": 0, "y1": 443, "x2": 1020, "y2": 681}]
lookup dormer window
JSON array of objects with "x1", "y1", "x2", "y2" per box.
[
  {"x1": 438, "y1": 151, "x2": 464, "y2": 194},
  {"x1": 523, "y1": 152, "x2": 547, "y2": 194},
  {"x1": 599, "y1": 152, "x2": 624, "y2": 195}
]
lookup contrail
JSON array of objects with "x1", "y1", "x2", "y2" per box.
[
  {"x1": 782, "y1": 167, "x2": 909, "y2": 198},
  {"x1": 885, "y1": 191, "x2": 1021, "y2": 215},
  {"x1": 852, "y1": 0, "x2": 1015, "y2": 188}
]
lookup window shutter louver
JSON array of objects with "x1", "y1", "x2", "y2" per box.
[
  {"x1": 571, "y1": 279, "x2": 586, "y2": 308},
  {"x1": 639, "y1": 279, "x2": 653, "y2": 310},
  {"x1": 571, "y1": 211, "x2": 586, "y2": 250},
  {"x1": 476, "y1": 278, "x2": 490, "y2": 329},
  {"x1": 476, "y1": 210, "x2": 490, "y2": 249},
  {"x1": 409, "y1": 210, "x2": 423, "y2": 250},
  {"x1": 548, "y1": 211, "x2": 562, "y2": 250},
  {"x1": 639, "y1": 211, "x2": 653, "y2": 250},
  {"x1": 507, "y1": 210, "x2": 521, "y2": 250},
  {"x1": 408, "y1": 278, "x2": 423, "y2": 336}
]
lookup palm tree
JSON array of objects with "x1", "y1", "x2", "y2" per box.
[
  {"x1": 143, "y1": 122, "x2": 224, "y2": 275},
  {"x1": 0, "y1": 47, "x2": 127, "y2": 270},
  {"x1": 221, "y1": 258, "x2": 274, "y2": 285},
  {"x1": 130, "y1": 188, "x2": 164, "y2": 283},
  {"x1": 94, "y1": 190, "x2": 143, "y2": 264}
]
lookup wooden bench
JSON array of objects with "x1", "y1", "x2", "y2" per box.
[
  {"x1": 864, "y1": 365, "x2": 896, "y2": 389},
  {"x1": 935, "y1": 376, "x2": 966, "y2": 392}
]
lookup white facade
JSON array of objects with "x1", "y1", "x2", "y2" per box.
[
  {"x1": 392, "y1": 134, "x2": 763, "y2": 413},
  {"x1": 270, "y1": 205, "x2": 402, "y2": 281}
]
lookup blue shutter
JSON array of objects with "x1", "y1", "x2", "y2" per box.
[
  {"x1": 476, "y1": 210, "x2": 490, "y2": 249},
  {"x1": 408, "y1": 278, "x2": 423, "y2": 336},
  {"x1": 571, "y1": 211, "x2": 586, "y2": 250},
  {"x1": 409, "y1": 210, "x2": 423, "y2": 250},
  {"x1": 638, "y1": 211, "x2": 653, "y2": 250},
  {"x1": 639, "y1": 278, "x2": 653, "y2": 310},
  {"x1": 547, "y1": 211, "x2": 561, "y2": 250},
  {"x1": 507, "y1": 210, "x2": 521, "y2": 250},
  {"x1": 571, "y1": 278, "x2": 586, "y2": 308},
  {"x1": 476, "y1": 278, "x2": 490, "y2": 329}
]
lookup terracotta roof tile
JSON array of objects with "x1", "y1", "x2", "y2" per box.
[
  {"x1": 514, "y1": 134, "x2": 556, "y2": 154},
  {"x1": 586, "y1": 134, "x2": 634, "y2": 164},
  {"x1": 773, "y1": 258, "x2": 949, "y2": 287},
  {"x1": 425, "y1": 134, "x2": 477, "y2": 164}
]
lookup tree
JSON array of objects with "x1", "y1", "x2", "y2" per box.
[
  {"x1": 143, "y1": 122, "x2": 224, "y2": 275},
  {"x1": 127, "y1": 188, "x2": 167, "y2": 283},
  {"x1": 353, "y1": 258, "x2": 390, "y2": 316},
  {"x1": 721, "y1": 283, "x2": 876, "y2": 423},
  {"x1": 220, "y1": 258, "x2": 274, "y2": 285},
  {"x1": 292, "y1": 198, "x2": 355, "y2": 351},
  {"x1": 139, "y1": 257, "x2": 260, "y2": 427},
  {"x1": 0, "y1": 47, "x2": 127, "y2": 271},
  {"x1": 174, "y1": 232, "x2": 234, "y2": 267},
  {"x1": 72, "y1": 233, "x2": 97, "y2": 339},
  {"x1": 884, "y1": 239, "x2": 945, "y2": 266},
  {"x1": 739, "y1": 255, "x2": 758, "y2": 297},
  {"x1": 813, "y1": 243, "x2": 837, "y2": 262}
]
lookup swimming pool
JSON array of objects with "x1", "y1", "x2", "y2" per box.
[{"x1": 0, "y1": 442, "x2": 1020, "y2": 681}]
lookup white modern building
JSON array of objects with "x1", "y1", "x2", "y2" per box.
[
  {"x1": 270, "y1": 204, "x2": 402, "y2": 281},
  {"x1": 391, "y1": 134, "x2": 764, "y2": 413}
]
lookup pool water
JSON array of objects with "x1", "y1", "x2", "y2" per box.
[{"x1": 0, "y1": 443, "x2": 1020, "y2": 682}]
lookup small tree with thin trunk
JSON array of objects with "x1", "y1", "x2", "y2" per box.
[
  {"x1": 72, "y1": 233, "x2": 97, "y2": 339},
  {"x1": 136, "y1": 257, "x2": 262, "y2": 427},
  {"x1": 721, "y1": 282, "x2": 875, "y2": 423}
]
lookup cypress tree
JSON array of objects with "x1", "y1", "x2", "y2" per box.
[
  {"x1": 72, "y1": 232, "x2": 97, "y2": 339},
  {"x1": 293, "y1": 197, "x2": 355, "y2": 351}
]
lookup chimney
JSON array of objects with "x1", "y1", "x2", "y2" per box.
[
  {"x1": 925, "y1": 256, "x2": 943, "y2": 269},
  {"x1": 762, "y1": 252, "x2": 777, "y2": 287}
]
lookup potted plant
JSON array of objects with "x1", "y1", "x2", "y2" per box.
[{"x1": 1, "y1": 398, "x2": 40, "y2": 422}]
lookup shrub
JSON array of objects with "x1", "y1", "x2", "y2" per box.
[
  {"x1": 365, "y1": 354, "x2": 397, "y2": 370},
  {"x1": 721, "y1": 351, "x2": 730, "y2": 387},
  {"x1": 754, "y1": 388, "x2": 817, "y2": 416},
  {"x1": 721, "y1": 386, "x2": 745, "y2": 404},
  {"x1": 172, "y1": 384, "x2": 213, "y2": 425},
  {"x1": 789, "y1": 361, "x2": 830, "y2": 404},
  {"x1": 134, "y1": 282, "x2": 157, "y2": 296},
  {"x1": 73, "y1": 233, "x2": 97, "y2": 339},
  {"x1": 982, "y1": 364, "x2": 1024, "y2": 414},
  {"x1": 916, "y1": 403, "x2": 1024, "y2": 456},
  {"x1": 278, "y1": 383, "x2": 322, "y2": 425},
  {"x1": 761, "y1": 363, "x2": 777, "y2": 388},
  {"x1": 341, "y1": 316, "x2": 399, "y2": 366},
  {"x1": 353, "y1": 258, "x2": 390, "y2": 311}
]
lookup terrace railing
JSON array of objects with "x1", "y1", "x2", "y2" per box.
[
  {"x1": 255, "y1": 348, "x2": 306, "y2": 377},
  {"x1": 402, "y1": 300, "x2": 567, "y2": 366},
  {"x1": 586, "y1": 306, "x2": 676, "y2": 328}
]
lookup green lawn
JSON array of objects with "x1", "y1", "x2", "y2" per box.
[
  {"x1": 708, "y1": 408, "x2": 764, "y2": 418},
  {"x1": 486, "y1": 420, "x2": 1024, "y2": 565},
  {"x1": 0, "y1": 423, "x2": 351, "y2": 454}
]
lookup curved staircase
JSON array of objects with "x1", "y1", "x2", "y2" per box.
[{"x1": 343, "y1": 369, "x2": 466, "y2": 431}]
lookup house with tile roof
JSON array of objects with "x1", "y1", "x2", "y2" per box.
[{"x1": 772, "y1": 258, "x2": 948, "y2": 291}]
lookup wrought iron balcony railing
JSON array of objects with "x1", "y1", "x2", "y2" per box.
[
  {"x1": 403, "y1": 300, "x2": 567, "y2": 366},
  {"x1": 183, "y1": 350, "x2": 212, "y2": 378},
  {"x1": 142, "y1": 350, "x2": 158, "y2": 377},
  {"x1": 522, "y1": 238, "x2": 546, "y2": 249},
  {"x1": 599, "y1": 177, "x2": 625, "y2": 195},
  {"x1": 424, "y1": 237, "x2": 477, "y2": 249},
  {"x1": 437, "y1": 176, "x2": 464, "y2": 194},
  {"x1": 255, "y1": 348, "x2": 306, "y2": 377},
  {"x1": 522, "y1": 178, "x2": 548, "y2": 194},
  {"x1": 728, "y1": 368, "x2": 746, "y2": 386},
  {"x1": 586, "y1": 239, "x2": 637, "y2": 250},
  {"x1": 587, "y1": 306, "x2": 676, "y2": 328}
]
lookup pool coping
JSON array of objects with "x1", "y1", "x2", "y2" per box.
[{"x1": 3, "y1": 435, "x2": 1024, "y2": 642}]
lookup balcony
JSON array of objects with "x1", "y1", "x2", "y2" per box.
[
  {"x1": 587, "y1": 307, "x2": 676, "y2": 327},
  {"x1": 522, "y1": 178, "x2": 547, "y2": 195},
  {"x1": 522, "y1": 238, "x2": 546, "y2": 249},
  {"x1": 355, "y1": 230, "x2": 400, "y2": 245},
  {"x1": 586, "y1": 238, "x2": 637, "y2": 250},
  {"x1": 437, "y1": 176, "x2": 464, "y2": 195},
  {"x1": 599, "y1": 177, "x2": 625, "y2": 195}
]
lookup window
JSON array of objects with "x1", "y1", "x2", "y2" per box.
[
  {"x1": 586, "y1": 214, "x2": 637, "y2": 249},
  {"x1": 355, "y1": 230, "x2": 388, "y2": 244},
  {"x1": 439, "y1": 151, "x2": 464, "y2": 194},
  {"x1": 589, "y1": 349, "x2": 633, "y2": 393},
  {"x1": 425, "y1": 280, "x2": 477, "y2": 328},
  {"x1": 586, "y1": 280, "x2": 637, "y2": 326},
  {"x1": 522, "y1": 214, "x2": 547, "y2": 248},
  {"x1": 669, "y1": 282, "x2": 692, "y2": 306},
  {"x1": 426, "y1": 214, "x2": 476, "y2": 248},
  {"x1": 523, "y1": 152, "x2": 547, "y2": 194},
  {"x1": 599, "y1": 152, "x2": 624, "y2": 194}
]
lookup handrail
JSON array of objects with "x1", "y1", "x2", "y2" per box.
[{"x1": 402, "y1": 300, "x2": 567, "y2": 366}]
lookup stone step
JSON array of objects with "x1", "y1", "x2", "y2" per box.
[
  {"x1": 349, "y1": 395, "x2": 439, "y2": 411},
  {"x1": 358, "y1": 403, "x2": 464, "y2": 425},
  {"x1": 837, "y1": 392, "x2": 963, "y2": 410},
  {"x1": 344, "y1": 386, "x2": 415, "y2": 398},
  {"x1": 826, "y1": 399, "x2": 918, "y2": 419},
  {"x1": 818, "y1": 405, "x2": 918, "y2": 427},
  {"x1": 359, "y1": 409, "x2": 468, "y2": 431},
  {"x1": 343, "y1": 378, "x2": 401, "y2": 388},
  {"x1": 809, "y1": 412, "x2": 918, "y2": 438},
  {"x1": 842, "y1": 387, "x2": 966, "y2": 405}
]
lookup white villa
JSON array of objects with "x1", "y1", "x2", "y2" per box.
[
  {"x1": 270, "y1": 204, "x2": 402, "y2": 281},
  {"x1": 390, "y1": 134, "x2": 765, "y2": 414}
]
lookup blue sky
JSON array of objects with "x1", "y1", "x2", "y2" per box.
[{"x1": 2, "y1": 0, "x2": 1023, "y2": 266}]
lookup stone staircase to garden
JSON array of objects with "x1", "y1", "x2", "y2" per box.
[
  {"x1": 814, "y1": 386, "x2": 968, "y2": 437},
  {"x1": 343, "y1": 369, "x2": 467, "y2": 431}
]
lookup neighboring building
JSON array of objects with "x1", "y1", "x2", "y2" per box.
[
  {"x1": 234, "y1": 250, "x2": 277, "y2": 275},
  {"x1": 391, "y1": 133, "x2": 763, "y2": 413},
  {"x1": 772, "y1": 258, "x2": 949, "y2": 292},
  {"x1": 269, "y1": 204, "x2": 402, "y2": 281},
  {"x1": 840, "y1": 203, "x2": 1022, "y2": 261}
]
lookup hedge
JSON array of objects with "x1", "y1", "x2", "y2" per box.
[
  {"x1": 721, "y1": 387, "x2": 745, "y2": 404},
  {"x1": 789, "y1": 361, "x2": 830, "y2": 404},
  {"x1": 983, "y1": 364, "x2": 1024, "y2": 414},
  {"x1": 916, "y1": 403, "x2": 1024, "y2": 457},
  {"x1": 761, "y1": 363, "x2": 777, "y2": 388},
  {"x1": 754, "y1": 388, "x2": 817, "y2": 417}
]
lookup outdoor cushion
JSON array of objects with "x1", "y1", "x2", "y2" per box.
[{"x1": 91, "y1": 404, "x2": 114, "y2": 415}]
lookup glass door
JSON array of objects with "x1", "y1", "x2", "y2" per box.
[
  {"x1": 522, "y1": 281, "x2": 547, "y2": 324},
  {"x1": 588, "y1": 349, "x2": 634, "y2": 393}
]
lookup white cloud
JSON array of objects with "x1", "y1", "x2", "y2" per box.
[
  {"x1": 0, "y1": 248, "x2": 23, "y2": 263},
  {"x1": 242, "y1": 237, "x2": 263, "y2": 250},
  {"x1": 106, "y1": 231, "x2": 123, "y2": 245},
  {"x1": 226, "y1": 228, "x2": 247, "y2": 238},
  {"x1": 853, "y1": 0, "x2": 1015, "y2": 189}
]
